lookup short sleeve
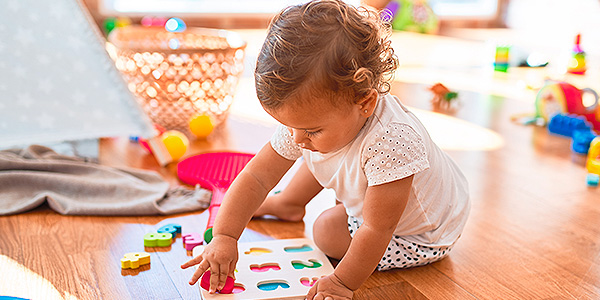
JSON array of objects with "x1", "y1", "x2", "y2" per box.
[
  {"x1": 270, "y1": 124, "x2": 303, "y2": 160},
  {"x1": 363, "y1": 122, "x2": 430, "y2": 186}
]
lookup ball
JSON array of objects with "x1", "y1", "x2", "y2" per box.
[
  {"x1": 161, "y1": 130, "x2": 189, "y2": 161},
  {"x1": 189, "y1": 114, "x2": 214, "y2": 138}
]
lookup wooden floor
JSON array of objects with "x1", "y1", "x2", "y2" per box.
[{"x1": 2, "y1": 31, "x2": 600, "y2": 299}]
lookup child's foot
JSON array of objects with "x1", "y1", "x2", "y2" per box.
[{"x1": 254, "y1": 194, "x2": 306, "y2": 222}]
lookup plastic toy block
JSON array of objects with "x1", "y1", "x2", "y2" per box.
[
  {"x1": 572, "y1": 129, "x2": 598, "y2": 154},
  {"x1": 587, "y1": 173, "x2": 599, "y2": 186},
  {"x1": 200, "y1": 270, "x2": 235, "y2": 294},
  {"x1": 144, "y1": 232, "x2": 172, "y2": 247},
  {"x1": 121, "y1": 252, "x2": 150, "y2": 269},
  {"x1": 548, "y1": 113, "x2": 592, "y2": 138},
  {"x1": 182, "y1": 232, "x2": 203, "y2": 251},
  {"x1": 158, "y1": 223, "x2": 182, "y2": 237},
  {"x1": 587, "y1": 137, "x2": 600, "y2": 175}
]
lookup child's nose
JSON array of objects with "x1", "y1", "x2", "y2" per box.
[{"x1": 290, "y1": 129, "x2": 308, "y2": 144}]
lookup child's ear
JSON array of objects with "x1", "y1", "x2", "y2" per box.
[{"x1": 358, "y1": 89, "x2": 378, "y2": 117}]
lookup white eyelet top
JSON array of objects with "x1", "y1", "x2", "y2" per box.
[{"x1": 271, "y1": 94, "x2": 470, "y2": 247}]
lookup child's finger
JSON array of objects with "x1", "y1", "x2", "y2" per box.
[
  {"x1": 217, "y1": 268, "x2": 229, "y2": 290},
  {"x1": 180, "y1": 254, "x2": 203, "y2": 269},
  {"x1": 228, "y1": 263, "x2": 236, "y2": 280},
  {"x1": 189, "y1": 260, "x2": 209, "y2": 285},
  {"x1": 209, "y1": 264, "x2": 222, "y2": 293},
  {"x1": 306, "y1": 281, "x2": 318, "y2": 300}
]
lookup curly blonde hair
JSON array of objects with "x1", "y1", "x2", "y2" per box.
[{"x1": 255, "y1": 0, "x2": 398, "y2": 110}]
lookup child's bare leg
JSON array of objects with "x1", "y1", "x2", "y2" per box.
[
  {"x1": 313, "y1": 203, "x2": 352, "y2": 260},
  {"x1": 254, "y1": 161, "x2": 323, "y2": 221}
]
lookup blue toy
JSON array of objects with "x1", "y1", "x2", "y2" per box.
[
  {"x1": 548, "y1": 113, "x2": 592, "y2": 138},
  {"x1": 586, "y1": 173, "x2": 599, "y2": 187},
  {"x1": 572, "y1": 129, "x2": 598, "y2": 154},
  {"x1": 157, "y1": 223, "x2": 182, "y2": 236}
]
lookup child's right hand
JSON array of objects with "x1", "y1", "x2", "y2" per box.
[{"x1": 180, "y1": 234, "x2": 239, "y2": 293}]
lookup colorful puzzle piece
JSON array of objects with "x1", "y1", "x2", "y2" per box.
[
  {"x1": 183, "y1": 232, "x2": 204, "y2": 251},
  {"x1": 144, "y1": 232, "x2": 172, "y2": 247},
  {"x1": 200, "y1": 270, "x2": 235, "y2": 294},
  {"x1": 121, "y1": 252, "x2": 150, "y2": 269},
  {"x1": 158, "y1": 223, "x2": 182, "y2": 237},
  {"x1": 193, "y1": 238, "x2": 335, "y2": 300}
]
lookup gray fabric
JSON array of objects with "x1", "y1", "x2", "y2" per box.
[{"x1": 0, "y1": 145, "x2": 211, "y2": 215}]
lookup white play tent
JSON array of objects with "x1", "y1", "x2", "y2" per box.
[{"x1": 0, "y1": 0, "x2": 155, "y2": 152}]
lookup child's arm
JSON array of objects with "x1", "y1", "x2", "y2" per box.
[
  {"x1": 181, "y1": 143, "x2": 295, "y2": 292},
  {"x1": 307, "y1": 175, "x2": 414, "y2": 299}
]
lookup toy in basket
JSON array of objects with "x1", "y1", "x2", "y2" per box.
[{"x1": 107, "y1": 26, "x2": 246, "y2": 137}]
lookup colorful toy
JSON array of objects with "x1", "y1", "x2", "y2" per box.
[
  {"x1": 587, "y1": 137, "x2": 600, "y2": 175},
  {"x1": 182, "y1": 232, "x2": 204, "y2": 251},
  {"x1": 177, "y1": 152, "x2": 254, "y2": 244},
  {"x1": 158, "y1": 223, "x2": 182, "y2": 238},
  {"x1": 429, "y1": 83, "x2": 458, "y2": 109},
  {"x1": 586, "y1": 173, "x2": 599, "y2": 187},
  {"x1": 494, "y1": 45, "x2": 510, "y2": 72},
  {"x1": 193, "y1": 238, "x2": 335, "y2": 300},
  {"x1": 386, "y1": 0, "x2": 439, "y2": 34},
  {"x1": 535, "y1": 81, "x2": 600, "y2": 129},
  {"x1": 567, "y1": 34, "x2": 586, "y2": 75},
  {"x1": 161, "y1": 130, "x2": 189, "y2": 160},
  {"x1": 189, "y1": 114, "x2": 215, "y2": 139},
  {"x1": 121, "y1": 252, "x2": 151, "y2": 269},
  {"x1": 200, "y1": 270, "x2": 235, "y2": 294},
  {"x1": 572, "y1": 130, "x2": 598, "y2": 154},
  {"x1": 547, "y1": 114, "x2": 591, "y2": 138},
  {"x1": 146, "y1": 129, "x2": 189, "y2": 166},
  {"x1": 144, "y1": 232, "x2": 173, "y2": 247}
]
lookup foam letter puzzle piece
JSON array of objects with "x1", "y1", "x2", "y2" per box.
[
  {"x1": 144, "y1": 232, "x2": 172, "y2": 247},
  {"x1": 200, "y1": 270, "x2": 235, "y2": 294},
  {"x1": 158, "y1": 223, "x2": 182, "y2": 237},
  {"x1": 182, "y1": 232, "x2": 203, "y2": 251},
  {"x1": 193, "y1": 238, "x2": 335, "y2": 300},
  {"x1": 121, "y1": 252, "x2": 150, "y2": 269}
]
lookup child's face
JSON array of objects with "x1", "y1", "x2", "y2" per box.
[{"x1": 266, "y1": 96, "x2": 367, "y2": 154}]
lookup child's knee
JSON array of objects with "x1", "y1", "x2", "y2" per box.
[{"x1": 313, "y1": 204, "x2": 351, "y2": 259}]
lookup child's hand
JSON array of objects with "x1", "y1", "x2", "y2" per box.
[
  {"x1": 180, "y1": 235, "x2": 238, "y2": 293},
  {"x1": 306, "y1": 274, "x2": 353, "y2": 300}
]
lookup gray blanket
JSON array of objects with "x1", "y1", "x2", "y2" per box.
[{"x1": 0, "y1": 145, "x2": 210, "y2": 215}]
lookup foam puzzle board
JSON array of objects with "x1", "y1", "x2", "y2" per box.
[{"x1": 192, "y1": 238, "x2": 335, "y2": 300}]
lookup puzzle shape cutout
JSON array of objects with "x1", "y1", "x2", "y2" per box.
[{"x1": 193, "y1": 238, "x2": 335, "y2": 300}]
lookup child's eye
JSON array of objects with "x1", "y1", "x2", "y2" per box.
[{"x1": 304, "y1": 130, "x2": 321, "y2": 138}]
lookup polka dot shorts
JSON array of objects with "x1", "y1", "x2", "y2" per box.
[{"x1": 348, "y1": 216, "x2": 453, "y2": 271}]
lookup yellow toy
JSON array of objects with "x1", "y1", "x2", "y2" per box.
[
  {"x1": 161, "y1": 130, "x2": 189, "y2": 161},
  {"x1": 121, "y1": 252, "x2": 150, "y2": 269},
  {"x1": 189, "y1": 114, "x2": 214, "y2": 138},
  {"x1": 587, "y1": 137, "x2": 600, "y2": 175}
]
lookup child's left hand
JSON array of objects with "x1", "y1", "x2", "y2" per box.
[{"x1": 306, "y1": 274, "x2": 353, "y2": 300}]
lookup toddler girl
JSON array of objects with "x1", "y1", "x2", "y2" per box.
[{"x1": 181, "y1": 0, "x2": 470, "y2": 299}]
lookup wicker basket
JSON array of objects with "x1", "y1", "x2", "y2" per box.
[{"x1": 107, "y1": 26, "x2": 246, "y2": 136}]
